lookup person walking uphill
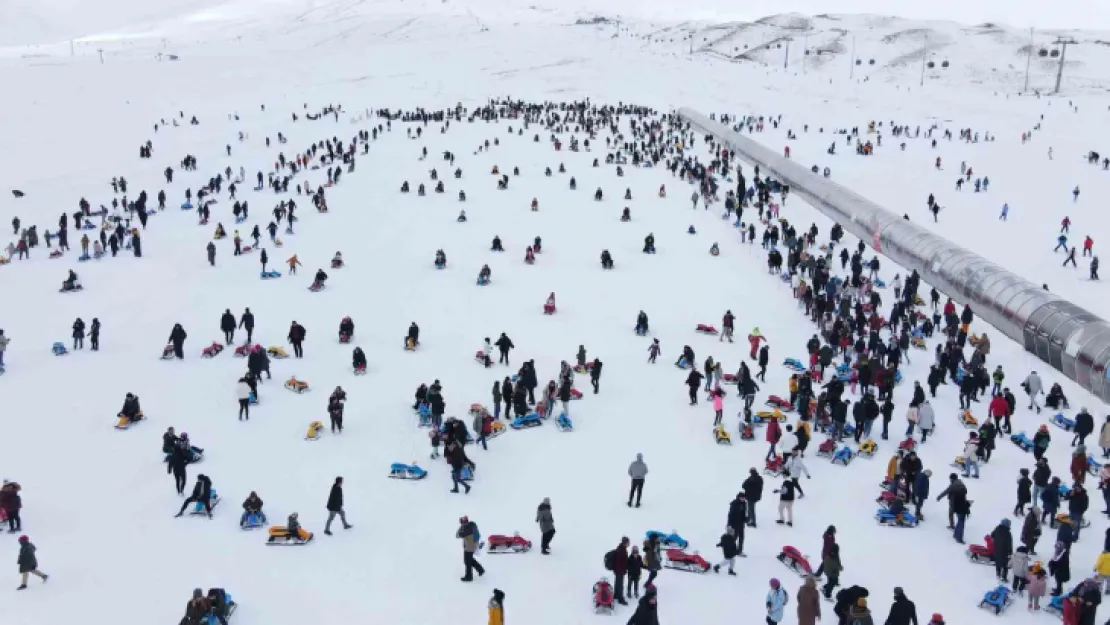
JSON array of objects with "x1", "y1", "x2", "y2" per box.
[
  {"x1": 16, "y1": 536, "x2": 48, "y2": 590},
  {"x1": 487, "y1": 589, "x2": 505, "y2": 625},
  {"x1": 288, "y1": 321, "x2": 306, "y2": 358},
  {"x1": 457, "y1": 516, "x2": 485, "y2": 582},
  {"x1": 324, "y1": 476, "x2": 352, "y2": 535},
  {"x1": 220, "y1": 309, "x2": 237, "y2": 344},
  {"x1": 536, "y1": 498, "x2": 555, "y2": 554},
  {"x1": 495, "y1": 333, "x2": 514, "y2": 365},
  {"x1": 628, "y1": 453, "x2": 648, "y2": 508}
]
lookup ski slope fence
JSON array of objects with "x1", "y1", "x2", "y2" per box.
[{"x1": 677, "y1": 107, "x2": 1110, "y2": 405}]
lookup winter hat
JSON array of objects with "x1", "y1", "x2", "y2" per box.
[
  {"x1": 636, "y1": 453, "x2": 644, "y2": 461},
  {"x1": 18, "y1": 535, "x2": 28, "y2": 543},
  {"x1": 769, "y1": 578, "x2": 781, "y2": 589},
  {"x1": 193, "y1": 588, "x2": 203, "y2": 598},
  {"x1": 644, "y1": 583, "x2": 657, "y2": 597},
  {"x1": 493, "y1": 589, "x2": 505, "y2": 602},
  {"x1": 1000, "y1": 518, "x2": 1011, "y2": 527},
  {"x1": 893, "y1": 587, "x2": 904, "y2": 597},
  {"x1": 542, "y1": 497, "x2": 550, "y2": 505},
  {"x1": 930, "y1": 614, "x2": 944, "y2": 623},
  {"x1": 948, "y1": 473, "x2": 958, "y2": 481}
]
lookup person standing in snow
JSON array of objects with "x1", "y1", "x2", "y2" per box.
[
  {"x1": 324, "y1": 476, "x2": 352, "y2": 535},
  {"x1": 589, "y1": 358, "x2": 602, "y2": 394},
  {"x1": 766, "y1": 578, "x2": 788, "y2": 625},
  {"x1": 627, "y1": 453, "x2": 648, "y2": 508},
  {"x1": 1023, "y1": 371, "x2": 1044, "y2": 414},
  {"x1": 0, "y1": 329, "x2": 8, "y2": 369},
  {"x1": 536, "y1": 498, "x2": 555, "y2": 554},
  {"x1": 16, "y1": 536, "x2": 48, "y2": 590},
  {"x1": 287, "y1": 321, "x2": 306, "y2": 358},
  {"x1": 495, "y1": 333, "x2": 514, "y2": 365}
]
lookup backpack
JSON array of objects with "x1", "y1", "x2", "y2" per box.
[{"x1": 604, "y1": 550, "x2": 616, "y2": 571}]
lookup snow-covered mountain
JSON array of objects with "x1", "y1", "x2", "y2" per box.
[{"x1": 1, "y1": 2, "x2": 1109, "y2": 625}]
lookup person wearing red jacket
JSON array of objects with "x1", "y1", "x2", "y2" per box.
[
  {"x1": 943, "y1": 299, "x2": 956, "y2": 316},
  {"x1": 766, "y1": 419, "x2": 783, "y2": 462},
  {"x1": 1083, "y1": 236, "x2": 1094, "y2": 257},
  {"x1": 748, "y1": 329, "x2": 766, "y2": 359},
  {"x1": 610, "y1": 537, "x2": 630, "y2": 606},
  {"x1": 989, "y1": 394, "x2": 1010, "y2": 433},
  {"x1": 1061, "y1": 593, "x2": 1081, "y2": 625}
]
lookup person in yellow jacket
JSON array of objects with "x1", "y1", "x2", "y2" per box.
[
  {"x1": 487, "y1": 588, "x2": 505, "y2": 625},
  {"x1": 1095, "y1": 550, "x2": 1110, "y2": 593},
  {"x1": 886, "y1": 452, "x2": 902, "y2": 482},
  {"x1": 287, "y1": 254, "x2": 302, "y2": 275}
]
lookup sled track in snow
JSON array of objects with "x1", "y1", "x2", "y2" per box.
[{"x1": 679, "y1": 107, "x2": 1110, "y2": 405}]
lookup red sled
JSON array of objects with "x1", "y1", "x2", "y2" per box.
[
  {"x1": 898, "y1": 437, "x2": 917, "y2": 453},
  {"x1": 234, "y1": 344, "x2": 260, "y2": 357},
  {"x1": 49, "y1": 250, "x2": 63, "y2": 259},
  {"x1": 486, "y1": 534, "x2": 532, "y2": 554},
  {"x1": 876, "y1": 490, "x2": 901, "y2": 506},
  {"x1": 721, "y1": 373, "x2": 739, "y2": 385},
  {"x1": 777, "y1": 546, "x2": 813, "y2": 577},
  {"x1": 663, "y1": 549, "x2": 710, "y2": 573},
  {"x1": 543, "y1": 304, "x2": 556, "y2": 315},
  {"x1": 569, "y1": 388, "x2": 583, "y2": 400},
  {"x1": 967, "y1": 535, "x2": 994, "y2": 563},
  {"x1": 339, "y1": 332, "x2": 351, "y2": 344},
  {"x1": 764, "y1": 396, "x2": 794, "y2": 412},
  {"x1": 201, "y1": 342, "x2": 224, "y2": 358},
  {"x1": 241, "y1": 245, "x2": 254, "y2": 254},
  {"x1": 695, "y1": 324, "x2": 718, "y2": 335},
  {"x1": 572, "y1": 362, "x2": 594, "y2": 374}
]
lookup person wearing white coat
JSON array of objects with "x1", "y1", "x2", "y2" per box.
[
  {"x1": 961, "y1": 434, "x2": 980, "y2": 478},
  {"x1": 785, "y1": 450, "x2": 810, "y2": 498},
  {"x1": 237, "y1": 378, "x2": 252, "y2": 421},
  {"x1": 916, "y1": 401, "x2": 936, "y2": 443},
  {"x1": 1022, "y1": 371, "x2": 1044, "y2": 413}
]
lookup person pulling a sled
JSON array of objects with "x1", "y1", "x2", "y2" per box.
[{"x1": 407, "y1": 322, "x2": 420, "y2": 348}]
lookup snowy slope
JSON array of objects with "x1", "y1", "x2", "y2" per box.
[{"x1": 1, "y1": 3, "x2": 1110, "y2": 625}]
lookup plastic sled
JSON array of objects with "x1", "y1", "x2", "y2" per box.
[
  {"x1": 191, "y1": 490, "x2": 220, "y2": 516},
  {"x1": 181, "y1": 202, "x2": 193, "y2": 210},
  {"x1": 765, "y1": 396, "x2": 794, "y2": 411},
  {"x1": 389, "y1": 462, "x2": 427, "y2": 480},
  {"x1": 646, "y1": 530, "x2": 688, "y2": 550},
  {"x1": 721, "y1": 373, "x2": 738, "y2": 385},
  {"x1": 675, "y1": 358, "x2": 690, "y2": 370},
  {"x1": 958, "y1": 410, "x2": 978, "y2": 429},
  {"x1": 161, "y1": 344, "x2": 176, "y2": 360},
  {"x1": 873, "y1": 278, "x2": 886, "y2": 289},
  {"x1": 305, "y1": 420, "x2": 324, "y2": 441},
  {"x1": 753, "y1": 409, "x2": 787, "y2": 423},
  {"x1": 434, "y1": 259, "x2": 445, "y2": 270},
  {"x1": 777, "y1": 546, "x2": 813, "y2": 577},
  {"x1": 1045, "y1": 590, "x2": 1068, "y2": 616},
  {"x1": 764, "y1": 457, "x2": 785, "y2": 476},
  {"x1": 308, "y1": 281, "x2": 325, "y2": 292},
  {"x1": 201, "y1": 342, "x2": 224, "y2": 358},
  {"x1": 404, "y1": 337, "x2": 418, "y2": 351},
  {"x1": 476, "y1": 276, "x2": 490, "y2": 286},
  {"x1": 1010, "y1": 432, "x2": 1034, "y2": 452},
  {"x1": 354, "y1": 364, "x2": 367, "y2": 376},
  {"x1": 52, "y1": 342, "x2": 68, "y2": 356},
  {"x1": 695, "y1": 324, "x2": 718, "y2": 335},
  {"x1": 911, "y1": 336, "x2": 926, "y2": 350},
  {"x1": 203, "y1": 592, "x2": 236, "y2": 625},
  {"x1": 77, "y1": 253, "x2": 91, "y2": 262},
  {"x1": 486, "y1": 534, "x2": 532, "y2": 554},
  {"x1": 240, "y1": 245, "x2": 254, "y2": 254},
  {"x1": 663, "y1": 549, "x2": 710, "y2": 573},
  {"x1": 1051, "y1": 413, "x2": 1075, "y2": 432},
  {"x1": 714, "y1": 424, "x2": 731, "y2": 444},
  {"x1": 241, "y1": 512, "x2": 267, "y2": 530},
  {"x1": 815, "y1": 438, "x2": 837, "y2": 458},
  {"x1": 267, "y1": 526, "x2": 314, "y2": 545},
  {"x1": 978, "y1": 585, "x2": 1012, "y2": 614},
  {"x1": 511, "y1": 413, "x2": 543, "y2": 429},
  {"x1": 284, "y1": 377, "x2": 309, "y2": 393},
  {"x1": 489, "y1": 420, "x2": 507, "y2": 437},
  {"x1": 267, "y1": 346, "x2": 288, "y2": 359},
  {"x1": 49, "y1": 250, "x2": 63, "y2": 259},
  {"x1": 80, "y1": 222, "x2": 97, "y2": 230},
  {"x1": 967, "y1": 535, "x2": 994, "y2": 563},
  {"x1": 875, "y1": 508, "x2": 918, "y2": 527},
  {"x1": 569, "y1": 388, "x2": 583, "y2": 400},
  {"x1": 260, "y1": 270, "x2": 282, "y2": 279},
  {"x1": 459, "y1": 465, "x2": 475, "y2": 482},
  {"x1": 543, "y1": 304, "x2": 556, "y2": 315},
  {"x1": 594, "y1": 583, "x2": 615, "y2": 615},
  {"x1": 338, "y1": 332, "x2": 351, "y2": 344},
  {"x1": 115, "y1": 412, "x2": 142, "y2": 430},
  {"x1": 165, "y1": 446, "x2": 203, "y2": 465},
  {"x1": 59, "y1": 283, "x2": 83, "y2": 293},
  {"x1": 572, "y1": 362, "x2": 594, "y2": 374},
  {"x1": 634, "y1": 326, "x2": 648, "y2": 336},
  {"x1": 858, "y1": 439, "x2": 878, "y2": 458},
  {"x1": 831, "y1": 447, "x2": 855, "y2": 466},
  {"x1": 1088, "y1": 455, "x2": 1103, "y2": 476},
  {"x1": 556, "y1": 413, "x2": 574, "y2": 432},
  {"x1": 233, "y1": 344, "x2": 258, "y2": 358},
  {"x1": 331, "y1": 259, "x2": 344, "y2": 269},
  {"x1": 782, "y1": 358, "x2": 806, "y2": 372},
  {"x1": 897, "y1": 437, "x2": 917, "y2": 453}
]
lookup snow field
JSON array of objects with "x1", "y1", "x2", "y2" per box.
[{"x1": 0, "y1": 6, "x2": 1108, "y2": 625}]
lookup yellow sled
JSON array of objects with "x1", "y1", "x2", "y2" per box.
[
  {"x1": 274, "y1": 238, "x2": 283, "y2": 248},
  {"x1": 305, "y1": 420, "x2": 324, "y2": 441},
  {"x1": 755, "y1": 409, "x2": 788, "y2": 422},
  {"x1": 714, "y1": 424, "x2": 732, "y2": 444},
  {"x1": 267, "y1": 526, "x2": 314, "y2": 543},
  {"x1": 0, "y1": 256, "x2": 9, "y2": 265},
  {"x1": 285, "y1": 377, "x2": 309, "y2": 393},
  {"x1": 958, "y1": 410, "x2": 977, "y2": 429},
  {"x1": 913, "y1": 295, "x2": 924, "y2": 306},
  {"x1": 489, "y1": 420, "x2": 506, "y2": 437},
  {"x1": 267, "y1": 346, "x2": 288, "y2": 359},
  {"x1": 859, "y1": 439, "x2": 878, "y2": 457},
  {"x1": 404, "y1": 337, "x2": 417, "y2": 351},
  {"x1": 213, "y1": 226, "x2": 226, "y2": 240},
  {"x1": 115, "y1": 412, "x2": 141, "y2": 430},
  {"x1": 911, "y1": 336, "x2": 926, "y2": 350}
]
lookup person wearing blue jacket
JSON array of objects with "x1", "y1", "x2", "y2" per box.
[{"x1": 766, "y1": 577, "x2": 788, "y2": 624}]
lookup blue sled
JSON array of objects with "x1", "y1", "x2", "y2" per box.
[
  {"x1": 241, "y1": 512, "x2": 267, "y2": 529},
  {"x1": 192, "y1": 489, "x2": 220, "y2": 515},
  {"x1": 77, "y1": 253, "x2": 91, "y2": 262},
  {"x1": 260, "y1": 270, "x2": 282, "y2": 279},
  {"x1": 389, "y1": 462, "x2": 427, "y2": 480},
  {"x1": 81, "y1": 222, "x2": 97, "y2": 230},
  {"x1": 782, "y1": 358, "x2": 805, "y2": 372},
  {"x1": 203, "y1": 592, "x2": 236, "y2": 625},
  {"x1": 873, "y1": 278, "x2": 886, "y2": 289},
  {"x1": 477, "y1": 277, "x2": 490, "y2": 286},
  {"x1": 235, "y1": 216, "x2": 247, "y2": 224},
  {"x1": 556, "y1": 412, "x2": 574, "y2": 432},
  {"x1": 874, "y1": 508, "x2": 918, "y2": 527},
  {"x1": 52, "y1": 342, "x2": 68, "y2": 356},
  {"x1": 676, "y1": 358, "x2": 690, "y2": 370},
  {"x1": 1051, "y1": 413, "x2": 1075, "y2": 431},
  {"x1": 978, "y1": 585, "x2": 1012, "y2": 614},
  {"x1": 635, "y1": 326, "x2": 648, "y2": 336},
  {"x1": 459, "y1": 465, "x2": 474, "y2": 482},
  {"x1": 181, "y1": 202, "x2": 193, "y2": 210},
  {"x1": 832, "y1": 447, "x2": 854, "y2": 465},
  {"x1": 1010, "y1": 432, "x2": 1033, "y2": 452},
  {"x1": 511, "y1": 413, "x2": 543, "y2": 429},
  {"x1": 248, "y1": 391, "x2": 258, "y2": 406},
  {"x1": 645, "y1": 530, "x2": 688, "y2": 550}
]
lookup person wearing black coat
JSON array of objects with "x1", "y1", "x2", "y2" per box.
[
  {"x1": 713, "y1": 527, "x2": 740, "y2": 574},
  {"x1": 884, "y1": 588, "x2": 918, "y2": 625},
  {"x1": 520, "y1": 360, "x2": 538, "y2": 404},
  {"x1": 72, "y1": 318, "x2": 85, "y2": 350},
  {"x1": 288, "y1": 321, "x2": 306, "y2": 358},
  {"x1": 429, "y1": 388, "x2": 446, "y2": 429},
  {"x1": 727, "y1": 493, "x2": 747, "y2": 533},
  {"x1": 686, "y1": 369, "x2": 704, "y2": 405},
  {"x1": 175, "y1": 475, "x2": 213, "y2": 518},
  {"x1": 742, "y1": 469, "x2": 763, "y2": 527},
  {"x1": 16, "y1": 537, "x2": 47, "y2": 590},
  {"x1": 834, "y1": 585, "x2": 869, "y2": 625},
  {"x1": 626, "y1": 589, "x2": 659, "y2": 625},
  {"x1": 495, "y1": 333, "x2": 514, "y2": 365},
  {"x1": 991, "y1": 520, "x2": 1014, "y2": 581},
  {"x1": 220, "y1": 309, "x2": 237, "y2": 344},
  {"x1": 168, "y1": 324, "x2": 187, "y2": 359},
  {"x1": 501, "y1": 378, "x2": 513, "y2": 419},
  {"x1": 90, "y1": 318, "x2": 100, "y2": 351},
  {"x1": 1073, "y1": 409, "x2": 1094, "y2": 446},
  {"x1": 324, "y1": 476, "x2": 352, "y2": 535},
  {"x1": 239, "y1": 308, "x2": 255, "y2": 343},
  {"x1": 590, "y1": 358, "x2": 603, "y2": 393},
  {"x1": 168, "y1": 444, "x2": 188, "y2": 494}
]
